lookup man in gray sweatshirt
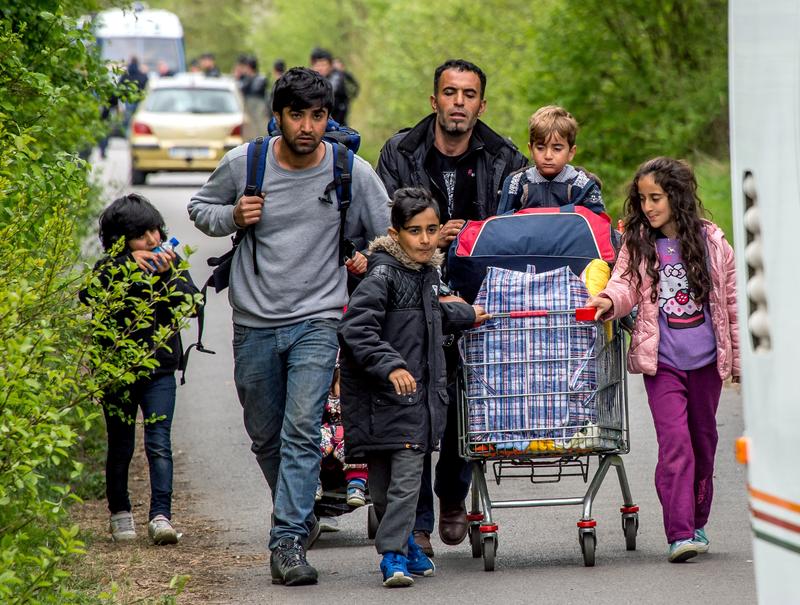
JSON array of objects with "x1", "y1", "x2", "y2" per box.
[{"x1": 188, "y1": 68, "x2": 390, "y2": 586}]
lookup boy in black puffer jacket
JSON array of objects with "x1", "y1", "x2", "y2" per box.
[{"x1": 338, "y1": 188, "x2": 490, "y2": 587}]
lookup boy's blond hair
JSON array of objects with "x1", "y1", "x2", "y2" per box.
[{"x1": 528, "y1": 105, "x2": 578, "y2": 147}]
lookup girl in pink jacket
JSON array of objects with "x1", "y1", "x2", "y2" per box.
[{"x1": 587, "y1": 157, "x2": 739, "y2": 564}]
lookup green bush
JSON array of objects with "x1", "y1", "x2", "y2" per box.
[{"x1": 0, "y1": 2, "x2": 199, "y2": 602}]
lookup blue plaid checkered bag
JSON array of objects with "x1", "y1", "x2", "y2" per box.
[{"x1": 462, "y1": 266, "x2": 599, "y2": 448}]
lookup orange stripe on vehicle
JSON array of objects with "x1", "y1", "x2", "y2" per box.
[
  {"x1": 751, "y1": 508, "x2": 800, "y2": 534},
  {"x1": 749, "y1": 486, "x2": 800, "y2": 513}
]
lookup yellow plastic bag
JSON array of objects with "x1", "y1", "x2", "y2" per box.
[{"x1": 581, "y1": 259, "x2": 613, "y2": 340}]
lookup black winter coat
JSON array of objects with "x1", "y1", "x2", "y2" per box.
[
  {"x1": 80, "y1": 253, "x2": 200, "y2": 378},
  {"x1": 338, "y1": 236, "x2": 475, "y2": 461},
  {"x1": 376, "y1": 114, "x2": 527, "y2": 220}
]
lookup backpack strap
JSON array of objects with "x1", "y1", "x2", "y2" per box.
[
  {"x1": 243, "y1": 136, "x2": 270, "y2": 276},
  {"x1": 318, "y1": 141, "x2": 355, "y2": 266}
]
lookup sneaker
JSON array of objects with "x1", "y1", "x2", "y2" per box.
[
  {"x1": 668, "y1": 538, "x2": 699, "y2": 563},
  {"x1": 270, "y1": 536, "x2": 318, "y2": 586},
  {"x1": 148, "y1": 514, "x2": 179, "y2": 545},
  {"x1": 692, "y1": 528, "x2": 710, "y2": 553},
  {"x1": 346, "y1": 478, "x2": 367, "y2": 507},
  {"x1": 380, "y1": 552, "x2": 414, "y2": 587},
  {"x1": 413, "y1": 530, "x2": 434, "y2": 557},
  {"x1": 305, "y1": 516, "x2": 321, "y2": 550},
  {"x1": 109, "y1": 511, "x2": 136, "y2": 542},
  {"x1": 319, "y1": 516, "x2": 340, "y2": 532},
  {"x1": 315, "y1": 481, "x2": 323, "y2": 502},
  {"x1": 407, "y1": 533, "x2": 435, "y2": 576}
]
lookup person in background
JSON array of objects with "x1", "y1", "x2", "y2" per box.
[
  {"x1": 234, "y1": 53, "x2": 269, "y2": 139},
  {"x1": 199, "y1": 53, "x2": 221, "y2": 77},
  {"x1": 375, "y1": 58, "x2": 526, "y2": 557},
  {"x1": 310, "y1": 47, "x2": 352, "y2": 125},
  {"x1": 586, "y1": 157, "x2": 739, "y2": 563}
]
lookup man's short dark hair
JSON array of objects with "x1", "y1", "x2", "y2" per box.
[
  {"x1": 310, "y1": 47, "x2": 333, "y2": 63},
  {"x1": 273, "y1": 59, "x2": 286, "y2": 73},
  {"x1": 433, "y1": 59, "x2": 487, "y2": 99},
  {"x1": 271, "y1": 67, "x2": 333, "y2": 114}
]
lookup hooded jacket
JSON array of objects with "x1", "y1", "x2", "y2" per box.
[
  {"x1": 599, "y1": 221, "x2": 740, "y2": 379},
  {"x1": 376, "y1": 114, "x2": 527, "y2": 220},
  {"x1": 338, "y1": 235, "x2": 475, "y2": 461}
]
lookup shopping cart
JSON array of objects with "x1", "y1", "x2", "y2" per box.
[{"x1": 457, "y1": 307, "x2": 638, "y2": 569}]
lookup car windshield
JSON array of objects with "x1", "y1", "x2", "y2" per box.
[{"x1": 144, "y1": 88, "x2": 239, "y2": 114}]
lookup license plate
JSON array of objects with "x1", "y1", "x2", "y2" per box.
[{"x1": 168, "y1": 147, "x2": 213, "y2": 159}]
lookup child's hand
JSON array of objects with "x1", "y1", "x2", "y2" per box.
[
  {"x1": 131, "y1": 248, "x2": 176, "y2": 273},
  {"x1": 585, "y1": 295, "x2": 613, "y2": 320},
  {"x1": 388, "y1": 368, "x2": 416, "y2": 395},
  {"x1": 345, "y1": 251, "x2": 368, "y2": 275},
  {"x1": 472, "y1": 305, "x2": 492, "y2": 325}
]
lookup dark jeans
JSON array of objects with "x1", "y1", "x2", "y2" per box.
[
  {"x1": 368, "y1": 449, "x2": 426, "y2": 555},
  {"x1": 104, "y1": 373, "x2": 176, "y2": 520},
  {"x1": 232, "y1": 319, "x2": 339, "y2": 550},
  {"x1": 415, "y1": 378, "x2": 472, "y2": 533}
]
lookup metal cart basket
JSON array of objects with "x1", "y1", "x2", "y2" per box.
[{"x1": 457, "y1": 308, "x2": 639, "y2": 569}]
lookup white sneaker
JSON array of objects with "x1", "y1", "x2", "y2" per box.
[
  {"x1": 148, "y1": 514, "x2": 179, "y2": 545},
  {"x1": 319, "y1": 516, "x2": 340, "y2": 532},
  {"x1": 109, "y1": 511, "x2": 136, "y2": 542},
  {"x1": 315, "y1": 481, "x2": 323, "y2": 502}
]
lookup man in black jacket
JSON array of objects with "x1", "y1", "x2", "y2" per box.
[{"x1": 376, "y1": 59, "x2": 527, "y2": 556}]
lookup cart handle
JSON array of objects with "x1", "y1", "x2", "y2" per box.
[{"x1": 490, "y1": 308, "x2": 597, "y2": 322}]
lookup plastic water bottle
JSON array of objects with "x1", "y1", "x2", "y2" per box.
[{"x1": 149, "y1": 236, "x2": 179, "y2": 271}]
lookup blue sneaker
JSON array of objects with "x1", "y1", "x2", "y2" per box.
[
  {"x1": 668, "y1": 538, "x2": 699, "y2": 563},
  {"x1": 407, "y1": 533, "x2": 435, "y2": 576},
  {"x1": 347, "y1": 478, "x2": 367, "y2": 507},
  {"x1": 380, "y1": 552, "x2": 414, "y2": 587},
  {"x1": 692, "y1": 528, "x2": 710, "y2": 553}
]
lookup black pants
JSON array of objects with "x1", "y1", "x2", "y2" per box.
[{"x1": 414, "y1": 377, "x2": 472, "y2": 533}]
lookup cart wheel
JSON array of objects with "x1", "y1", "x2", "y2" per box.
[
  {"x1": 367, "y1": 504, "x2": 378, "y2": 540},
  {"x1": 469, "y1": 525, "x2": 481, "y2": 558},
  {"x1": 580, "y1": 532, "x2": 596, "y2": 567},
  {"x1": 623, "y1": 514, "x2": 638, "y2": 551},
  {"x1": 482, "y1": 535, "x2": 497, "y2": 571}
]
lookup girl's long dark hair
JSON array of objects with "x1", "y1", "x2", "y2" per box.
[{"x1": 621, "y1": 157, "x2": 711, "y2": 303}]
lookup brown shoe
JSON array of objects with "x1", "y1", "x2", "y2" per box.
[
  {"x1": 438, "y1": 500, "x2": 468, "y2": 545},
  {"x1": 413, "y1": 530, "x2": 434, "y2": 557}
]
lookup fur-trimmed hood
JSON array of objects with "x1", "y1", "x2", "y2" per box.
[{"x1": 368, "y1": 234, "x2": 445, "y2": 271}]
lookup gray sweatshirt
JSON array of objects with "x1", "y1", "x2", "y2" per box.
[{"x1": 188, "y1": 139, "x2": 391, "y2": 327}]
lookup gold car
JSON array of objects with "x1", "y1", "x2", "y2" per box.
[{"x1": 129, "y1": 75, "x2": 245, "y2": 184}]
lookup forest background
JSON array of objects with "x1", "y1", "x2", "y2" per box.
[
  {"x1": 155, "y1": 0, "x2": 731, "y2": 234},
  {"x1": 0, "y1": 0, "x2": 730, "y2": 602}
]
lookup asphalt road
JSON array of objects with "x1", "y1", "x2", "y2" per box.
[{"x1": 94, "y1": 140, "x2": 757, "y2": 604}]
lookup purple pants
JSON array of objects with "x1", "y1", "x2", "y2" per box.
[{"x1": 643, "y1": 362, "x2": 722, "y2": 543}]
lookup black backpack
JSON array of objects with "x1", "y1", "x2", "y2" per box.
[{"x1": 182, "y1": 120, "x2": 361, "y2": 375}]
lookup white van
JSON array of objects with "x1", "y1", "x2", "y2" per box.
[{"x1": 88, "y1": 3, "x2": 186, "y2": 75}]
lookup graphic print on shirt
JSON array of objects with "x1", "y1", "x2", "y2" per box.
[
  {"x1": 442, "y1": 170, "x2": 456, "y2": 217},
  {"x1": 658, "y1": 260, "x2": 705, "y2": 329}
]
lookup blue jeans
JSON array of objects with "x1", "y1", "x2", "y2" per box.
[
  {"x1": 104, "y1": 373, "x2": 176, "y2": 520},
  {"x1": 233, "y1": 318, "x2": 339, "y2": 550}
]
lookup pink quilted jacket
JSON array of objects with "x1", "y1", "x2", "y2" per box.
[{"x1": 599, "y1": 221, "x2": 740, "y2": 379}]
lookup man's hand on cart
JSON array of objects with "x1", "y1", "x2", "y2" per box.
[
  {"x1": 389, "y1": 368, "x2": 417, "y2": 395},
  {"x1": 586, "y1": 295, "x2": 613, "y2": 320},
  {"x1": 472, "y1": 305, "x2": 492, "y2": 325}
]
